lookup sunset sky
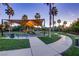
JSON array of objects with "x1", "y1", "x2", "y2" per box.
[{"x1": 1, "y1": 3, "x2": 79, "y2": 27}]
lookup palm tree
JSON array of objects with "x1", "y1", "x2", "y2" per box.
[
  {"x1": 5, "y1": 7, "x2": 14, "y2": 32},
  {"x1": 54, "y1": 21, "x2": 56, "y2": 25},
  {"x1": 1, "y1": 3, "x2": 10, "y2": 36},
  {"x1": 35, "y1": 13, "x2": 40, "y2": 19},
  {"x1": 53, "y1": 21, "x2": 56, "y2": 27},
  {"x1": 22, "y1": 14, "x2": 28, "y2": 20},
  {"x1": 51, "y1": 4, "x2": 58, "y2": 32},
  {"x1": 46, "y1": 3, "x2": 58, "y2": 37},
  {"x1": 5, "y1": 7, "x2": 14, "y2": 20},
  {"x1": 57, "y1": 19, "x2": 61, "y2": 31},
  {"x1": 21, "y1": 14, "x2": 28, "y2": 30},
  {"x1": 46, "y1": 3, "x2": 53, "y2": 38},
  {"x1": 57, "y1": 19, "x2": 61, "y2": 26},
  {"x1": 1, "y1": 3, "x2": 14, "y2": 35},
  {"x1": 4, "y1": 4, "x2": 14, "y2": 33},
  {"x1": 63, "y1": 21, "x2": 67, "y2": 28},
  {"x1": 2, "y1": 3, "x2": 10, "y2": 7},
  {"x1": 3, "y1": 3, "x2": 14, "y2": 20}
]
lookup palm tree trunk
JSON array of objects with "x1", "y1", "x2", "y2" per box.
[
  {"x1": 9, "y1": 15, "x2": 10, "y2": 20},
  {"x1": 59, "y1": 23, "x2": 60, "y2": 31},
  {"x1": 9, "y1": 15, "x2": 11, "y2": 33},
  {"x1": 49, "y1": 4, "x2": 52, "y2": 38},
  {"x1": 1, "y1": 19, "x2": 4, "y2": 36},
  {"x1": 52, "y1": 14, "x2": 54, "y2": 32},
  {"x1": 44, "y1": 19, "x2": 45, "y2": 36}
]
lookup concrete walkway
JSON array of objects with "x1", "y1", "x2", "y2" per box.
[
  {"x1": 0, "y1": 35, "x2": 72, "y2": 56},
  {"x1": 0, "y1": 48, "x2": 32, "y2": 56},
  {"x1": 29, "y1": 37, "x2": 61, "y2": 56},
  {"x1": 29, "y1": 35, "x2": 72, "y2": 56},
  {"x1": 48, "y1": 35, "x2": 72, "y2": 53}
]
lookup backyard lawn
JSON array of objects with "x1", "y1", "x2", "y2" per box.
[
  {"x1": 0, "y1": 39, "x2": 30, "y2": 51},
  {"x1": 39, "y1": 33, "x2": 61, "y2": 44}
]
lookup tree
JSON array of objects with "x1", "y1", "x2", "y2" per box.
[
  {"x1": 1, "y1": 3, "x2": 10, "y2": 36},
  {"x1": 5, "y1": 7, "x2": 14, "y2": 32},
  {"x1": 57, "y1": 19, "x2": 61, "y2": 31},
  {"x1": 46, "y1": 3, "x2": 53, "y2": 38},
  {"x1": 21, "y1": 15, "x2": 28, "y2": 31},
  {"x1": 51, "y1": 4, "x2": 58, "y2": 32},
  {"x1": 5, "y1": 7, "x2": 14, "y2": 20},
  {"x1": 12, "y1": 26, "x2": 23, "y2": 31},
  {"x1": 70, "y1": 20, "x2": 79, "y2": 34},
  {"x1": 52, "y1": 21, "x2": 56, "y2": 31},
  {"x1": 4, "y1": 4, "x2": 14, "y2": 33},
  {"x1": 57, "y1": 19, "x2": 61, "y2": 26},
  {"x1": 53, "y1": 21, "x2": 56, "y2": 25},
  {"x1": 2, "y1": 3, "x2": 10, "y2": 7},
  {"x1": 22, "y1": 14, "x2": 28, "y2": 20},
  {"x1": 63, "y1": 21, "x2": 67, "y2": 28},
  {"x1": 35, "y1": 13, "x2": 40, "y2": 19},
  {"x1": 3, "y1": 3, "x2": 14, "y2": 20}
]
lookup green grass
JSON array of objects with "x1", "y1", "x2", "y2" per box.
[
  {"x1": 0, "y1": 39, "x2": 30, "y2": 51},
  {"x1": 39, "y1": 33, "x2": 61, "y2": 44},
  {"x1": 57, "y1": 32, "x2": 79, "y2": 56},
  {"x1": 0, "y1": 33, "x2": 30, "y2": 51}
]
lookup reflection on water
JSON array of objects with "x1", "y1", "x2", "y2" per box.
[
  {"x1": 3, "y1": 32, "x2": 46, "y2": 39},
  {"x1": 4, "y1": 33, "x2": 36, "y2": 39},
  {"x1": 6, "y1": 36, "x2": 28, "y2": 39},
  {"x1": 4, "y1": 33, "x2": 33, "y2": 39}
]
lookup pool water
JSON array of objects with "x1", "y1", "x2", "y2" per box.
[
  {"x1": 6, "y1": 36, "x2": 29, "y2": 39},
  {"x1": 4, "y1": 34, "x2": 30, "y2": 39}
]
